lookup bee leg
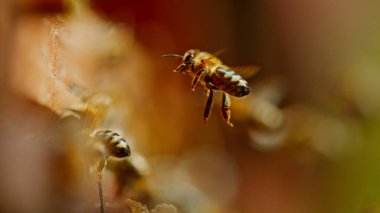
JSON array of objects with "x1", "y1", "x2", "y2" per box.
[
  {"x1": 221, "y1": 93, "x2": 234, "y2": 127},
  {"x1": 96, "y1": 156, "x2": 108, "y2": 213},
  {"x1": 192, "y1": 62, "x2": 209, "y2": 90},
  {"x1": 191, "y1": 69, "x2": 204, "y2": 91},
  {"x1": 174, "y1": 64, "x2": 186, "y2": 73},
  {"x1": 203, "y1": 89, "x2": 214, "y2": 125}
]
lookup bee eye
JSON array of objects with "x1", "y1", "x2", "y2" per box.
[{"x1": 185, "y1": 54, "x2": 193, "y2": 62}]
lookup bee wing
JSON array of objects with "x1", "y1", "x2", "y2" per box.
[
  {"x1": 230, "y1": 66, "x2": 260, "y2": 79},
  {"x1": 203, "y1": 48, "x2": 227, "y2": 61},
  {"x1": 62, "y1": 92, "x2": 112, "y2": 132},
  {"x1": 212, "y1": 48, "x2": 227, "y2": 57},
  {"x1": 85, "y1": 93, "x2": 113, "y2": 129}
]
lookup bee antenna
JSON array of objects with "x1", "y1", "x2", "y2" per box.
[{"x1": 162, "y1": 54, "x2": 183, "y2": 59}]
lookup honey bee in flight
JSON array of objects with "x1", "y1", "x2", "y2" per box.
[
  {"x1": 63, "y1": 92, "x2": 132, "y2": 213},
  {"x1": 88, "y1": 129, "x2": 131, "y2": 213},
  {"x1": 163, "y1": 49, "x2": 255, "y2": 126},
  {"x1": 63, "y1": 93, "x2": 132, "y2": 162},
  {"x1": 91, "y1": 129, "x2": 131, "y2": 213}
]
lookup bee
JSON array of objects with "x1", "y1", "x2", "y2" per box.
[
  {"x1": 62, "y1": 92, "x2": 132, "y2": 213},
  {"x1": 91, "y1": 129, "x2": 132, "y2": 213},
  {"x1": 163, "y1": 49, "x2": 255, "y2": 126}
]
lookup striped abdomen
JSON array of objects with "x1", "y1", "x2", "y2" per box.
[
  {"x1": 94, "y1": 130, "x2": 131, "y2": 158},
  {"x1": 210, "y1": 66, "x2": 251, "y2": 97}
]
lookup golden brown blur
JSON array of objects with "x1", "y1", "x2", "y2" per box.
[{"x1": 1, "y1": 0, "x2": 380, "y2": 212}]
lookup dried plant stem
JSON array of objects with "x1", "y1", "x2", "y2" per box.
[
  {"x1": 47, "y1": 16, "x2": 62, "y2": 111},
  {"x1": 97, "y1": 157, "x2": 107, "y2": 213}
]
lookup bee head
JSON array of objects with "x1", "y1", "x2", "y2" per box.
[
  {"x1": 172, "y1": 49, "x2": 197, "y2": 73},
  {"x1": 182, "y1": 49, "x2": 196, "y2": 65},
  {"x1": 162, "y1": 49, "x2": 199, "y2": 73}
]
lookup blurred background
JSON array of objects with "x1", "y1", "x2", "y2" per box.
[{"x1": 1, "y1": 0, "x2": 380, "y2": 212}]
